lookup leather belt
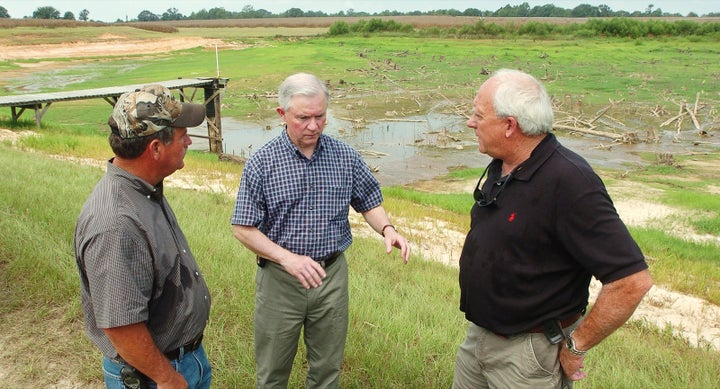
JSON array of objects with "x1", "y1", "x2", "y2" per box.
[
  {"x1": 316, "y1": 251, "x2": 341, "y2": 268},
  {"x1": 528, "y1": 313, "x2": 583, "y2": 333},
  {"x1": 165, "y1": 333, "x2": 203, "y2": 360},
  {"x1": 257, "y1": 251, "x2": 342, "y2": 269}
]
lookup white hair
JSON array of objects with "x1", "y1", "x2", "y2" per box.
[
  {"x1": 278, "y1": 73, "x2": 329, "y2": 111},
  {"x1": 490, "y1": 69, "x2": 554, "y2": 136}
]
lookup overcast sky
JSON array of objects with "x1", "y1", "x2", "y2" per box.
[{"x1": 3, "y1": 1, "x2": 717, "y2": 21}]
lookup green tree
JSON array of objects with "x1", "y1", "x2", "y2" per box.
[
  {"x1": 161, "y1": 7, "x2": 183, "y2": 20},
  {"x1": 62, "y1": 11, "x2": 75, "y2": 20},
  {"x1": 0, "y1": 6, "x2": 9, "y2": 18},
  {"x1": 79, "y1": 9, "x2": 89, "y2": 21},
  {"x1": 571, "y1": 4, "x2": 600, "y2": 17},
  {"x1": 285, "y1": 8, "x2": 304, "y2": 17},
  {"x1": 137, "y1": 10, "x2": 159, "y2": 21},
  {"x1": 598, "y1": 4, "x2": 613, "y2": 16},
  {"x1": 206, "y1": 7, "x2": 233, "y2": 19},
  {"x1": 530, "y1": 4, "x2": 568, "y2": 17},
  {"x1": 462, "y1": 8, "x2": 483, "y2": 16},
  {"x1": 32, "y1": 6, "x2": 61, "y2": 19}
]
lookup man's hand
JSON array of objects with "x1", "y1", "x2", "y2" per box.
[
  {"x1": 382, "y1": 227, "x2": 411, "y2": 264},
  {"x1": 559, "y1": 348, "x2": 587, "y2": 381},
  {"x1": 280, "y1": 254, "x2": 327, "y2": 289}
]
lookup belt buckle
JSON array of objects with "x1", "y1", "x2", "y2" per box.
[{"x1": 318, "y1": 251, "x2": 340, "y2": 268}]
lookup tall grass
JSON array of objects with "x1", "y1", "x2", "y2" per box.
[{"x1": 2, "y1": 142, "x2": 720, "y2": 387}]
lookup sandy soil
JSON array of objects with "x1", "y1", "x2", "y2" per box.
[
  {"x1": 0, "y1": 36, "x2": 225, "y2": 61},
  {"x1": 1, "y1": 36, "x2": 718, "y2": 386}
]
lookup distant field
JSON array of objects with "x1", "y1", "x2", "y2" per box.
[{"x1": 2, "y1": 15, "x2": 720, "y2": 30}]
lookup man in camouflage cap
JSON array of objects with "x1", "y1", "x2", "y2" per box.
[
  {"x1": 75, "y1": 85, "x2": 212, "y2": 388},
  {"x1": 109, "y1": 84, "x2": 206, "y2": 139}
]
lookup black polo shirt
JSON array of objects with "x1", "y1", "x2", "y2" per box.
[{"x1": 458, "y1": 133, "x2": 647, "y2": 335}]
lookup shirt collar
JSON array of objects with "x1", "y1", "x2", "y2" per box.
[
  {"x1": 279, "y1": 129, "x2": 327, "y2": 160},
  {"x1": 490, "y1": 133, "x2": 559, "y2": 182},
  {"x1": 107, "y1": 159, "x2": 164, "y2": 201}
]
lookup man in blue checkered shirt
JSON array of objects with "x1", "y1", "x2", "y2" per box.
[{"x1": 231, "y1": 72, "x2": 411, "y2": 388}]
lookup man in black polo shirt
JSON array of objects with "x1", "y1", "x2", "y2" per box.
[
  {"x1": 452, "y1": 69, "x2": 653, "y2": 388},
  {"x1": 75, "y1": 85, "x2": 212, "y2": 388}
]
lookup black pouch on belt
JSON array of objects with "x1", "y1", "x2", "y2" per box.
[
  {"x1": 541, "y1": 319, "x2": 566, "y2": 345},
  {"x1": 120, "y1": 366, "x2": 149, "y2": 389}
]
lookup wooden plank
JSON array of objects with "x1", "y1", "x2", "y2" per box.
[
  {"x1": 1, "y1": 77, "x2": 229, "y2": 153},
  {"x1": 0, "y1": 78, "x2": 227, "y2": 107}
]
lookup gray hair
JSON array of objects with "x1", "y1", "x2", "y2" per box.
[
  {"x1": 490, "y1": 69, "x2": 554, "y2": 136},
  {"x1": 278, "y1": 73, "x2": 329, "y2": 111}
]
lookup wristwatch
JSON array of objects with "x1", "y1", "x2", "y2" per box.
[{"x1": 565, "y1": 333, "x2": 587, "y2": 356}]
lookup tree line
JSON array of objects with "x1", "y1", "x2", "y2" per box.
[
  {"x1": 1, "y1": 3, "x2": 719, "y2": 22},
  {"x1": 0, "y1": 6, "x2": 89, "y2": 21},
  {"x1": 328, "y1": 17, "x2": 720, "y2": 38}
]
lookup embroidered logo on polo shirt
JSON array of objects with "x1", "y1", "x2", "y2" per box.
[{"x1": 508, "y1": 212, "x2": 516, "y2": 222}]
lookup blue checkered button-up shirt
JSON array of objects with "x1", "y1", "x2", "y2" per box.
[{"x1": 231, "y1": 131, "x2": 383, "y2": 259}]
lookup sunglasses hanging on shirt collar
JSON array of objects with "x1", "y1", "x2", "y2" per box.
[{"x1": 473, "y1": 162, "x2": 513, "y2": 207}]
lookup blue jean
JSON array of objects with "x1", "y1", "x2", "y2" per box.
[{"x1": 102, "y1": 345, "x2": 211, "y2": 389}]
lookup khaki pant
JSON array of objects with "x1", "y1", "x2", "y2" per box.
[
  {"x1": 254, "y1": 254, "x2": 349, "y2": 389},
  {"x1": 452, "y1": 322, "x2": 577, "y2": 389}
]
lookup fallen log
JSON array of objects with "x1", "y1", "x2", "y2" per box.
[
  {"x1": 218, "y1": 153, "x2": 246, "y2": 164},
  {"x1": 589, "y1": 98, "x2": 624, "y2": 124},
  {"x1": 685, "y1": 96, "x2": 702, "y2": 132},
  {"x1": 553, "y1": 124, "x2": 625, "y2": 141}
]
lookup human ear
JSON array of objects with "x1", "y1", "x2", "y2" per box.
[
  {"x1": 149, "y1": 139, "x2": 162, "y2": 160},
  {"x1": 505, "y1": 116, "x2": 519, "y2": 137}
]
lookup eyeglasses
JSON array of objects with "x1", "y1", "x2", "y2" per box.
[{"x1": 473, "y1": 164, "x2": 513, "y2": 207}]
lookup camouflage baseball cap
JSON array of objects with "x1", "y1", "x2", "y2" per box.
[{"x1": 109, "y1": 84, "x2": 206, "y2": 139}]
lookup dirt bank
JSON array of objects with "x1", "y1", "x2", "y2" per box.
[{"x1": 0, "y1": 36, "x2": 223, "y2": 61}]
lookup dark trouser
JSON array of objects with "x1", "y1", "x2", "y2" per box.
[{"x1": 254, "y1": 254, "x2": 349, "y2": 389}]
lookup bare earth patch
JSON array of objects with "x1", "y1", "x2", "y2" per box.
[{"x1": 0, "y1": 37, "x2": 225, "y2": 61}]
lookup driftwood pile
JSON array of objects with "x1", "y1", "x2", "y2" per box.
[
  {"x1": 553, "y1": 94, "x2": 717, "y2": 147},
  {"x1": 553, "y1": 99, "x2": 637, "y2": 143}
]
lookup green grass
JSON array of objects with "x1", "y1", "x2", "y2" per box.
[
  {"x1": 2, "y1": 144, "x2": 719, "y2": 387},
  {"x1": 383, "y1": 186, "x2": 473, "y2": 215},
  {"x1": 1, "y1": 28, "x2": 720, "y2": 387},
  {"x1": 634, "y1": 228, "x2": 720, "y2": 303},
  {"x1": 4, "y1": 34, "x2": 719, "y2": 130}
]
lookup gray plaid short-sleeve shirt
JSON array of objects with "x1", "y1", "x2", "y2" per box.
[{"x1": 74, "y1": 161, "x2": 211, "y2": 358}]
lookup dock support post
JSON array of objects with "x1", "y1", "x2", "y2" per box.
[{"x1": 203, "y1": 78, "x2": 227, "y2": 154}]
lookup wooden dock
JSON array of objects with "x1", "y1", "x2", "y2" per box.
[{"x1": 0, "y1": 77, "x2": 229, "y2": 153}]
